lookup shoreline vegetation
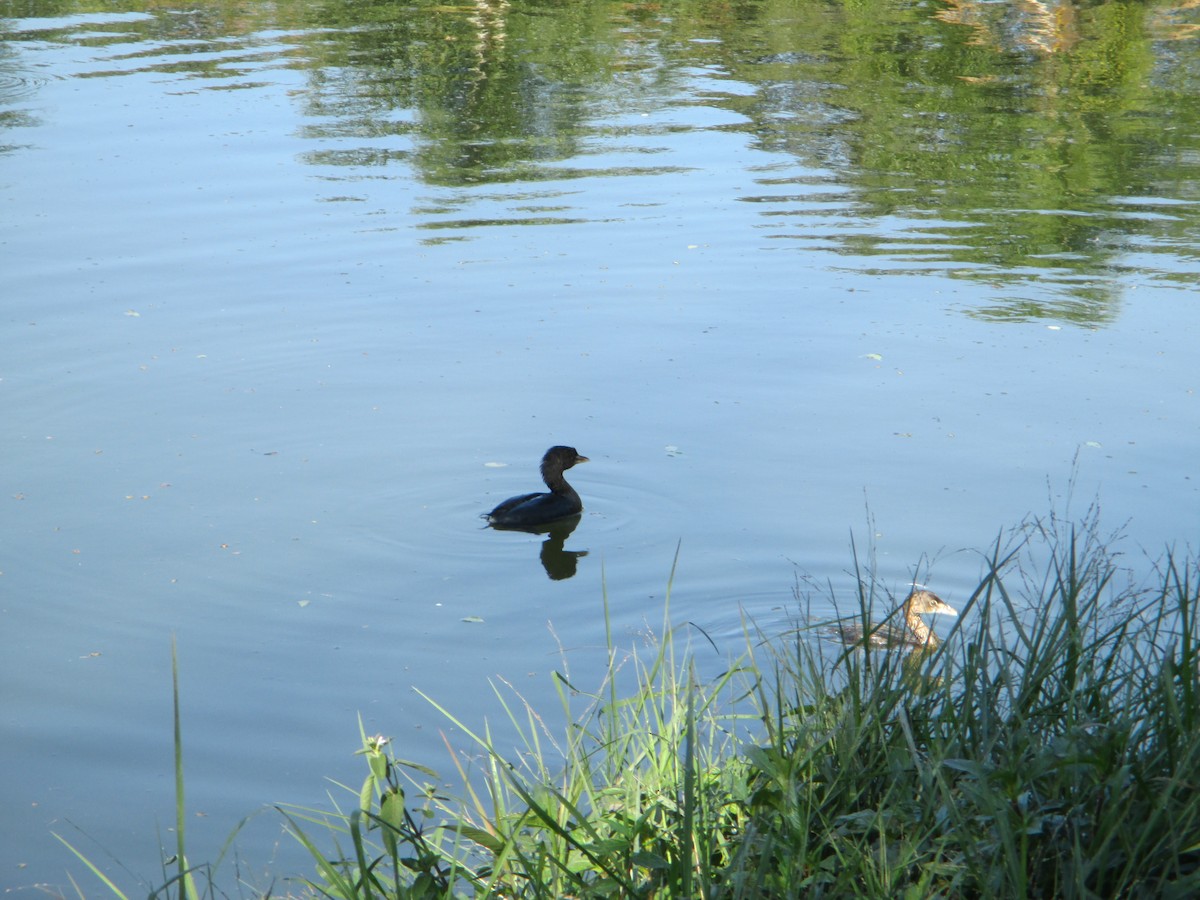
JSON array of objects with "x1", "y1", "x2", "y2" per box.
[{"x1": 62, "y1": 510, "x2": 1199, "y2": 898}]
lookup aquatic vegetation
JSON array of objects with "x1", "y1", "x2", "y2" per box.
[
  {"x1": 281, "y1": 517, "x2": 1200, "y2": 898},
  {"x1": 59, "y1": 514, "x2": 1200, "y2": 897}
]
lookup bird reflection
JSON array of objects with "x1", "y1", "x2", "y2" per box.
[{"x1": 489, "y1": 514, "x2": 588, "y2": 580}]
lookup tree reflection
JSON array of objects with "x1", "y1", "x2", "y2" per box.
[
  {"x1": 15, "y1": 0, "x2": 1192, "y2": 322},
  {"x1": 282, "y1": 0, "x2": 1200, "y2": 323}
]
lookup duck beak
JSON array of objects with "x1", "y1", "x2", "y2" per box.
[{"x1": 576, "y1": 454, "x2": 590, "y2": 464}]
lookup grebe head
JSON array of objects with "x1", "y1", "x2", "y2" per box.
[
  {"x1": 903, "y1": 590, "x2": 958, "y2": 618},
  {"x1": 541, "y1": 446, "x2": 588, "y2": 480}
]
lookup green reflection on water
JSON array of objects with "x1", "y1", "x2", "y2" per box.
[{"x1": 5, "y1": 0, "x2": 1199, "y2": 323}]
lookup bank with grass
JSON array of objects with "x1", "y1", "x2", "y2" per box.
[{"x1": 66, "y1": 512, "x2": 1200, "y2": 898}]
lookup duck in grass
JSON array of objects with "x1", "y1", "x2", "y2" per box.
[
  {"x1": 833, "y1": 589, "x2": 958, "y2": 650},
  {"x1": 485, "y1": 446, "x2": 589, "y2": 529}
]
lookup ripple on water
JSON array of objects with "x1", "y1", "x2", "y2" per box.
[
  {"x1": 0, "y1": 70, "x2": 52, "y2": 107},
  {"x1": 573, "y1": 457, "x2": 691, "y2": 536},
  {"x1": 372, "y1": 453, "x2": 689, "y2": 569}
]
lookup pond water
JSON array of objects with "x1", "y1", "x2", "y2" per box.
[{"x1": 3, "y1": 0, "x2": 1199, "y2": 891}]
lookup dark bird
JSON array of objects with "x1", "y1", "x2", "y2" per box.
[{"x1": 485, "y1": 446, "x2": 589, "y2": 528}]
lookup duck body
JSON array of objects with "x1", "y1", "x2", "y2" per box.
[
  {"x1": 835, "y1": 589, "x2": 957, "y2": 649},
  {"x1": 486, "y1": 446, "x2": 589, "y2": 528}
]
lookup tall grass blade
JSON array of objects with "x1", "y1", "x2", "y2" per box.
[
  {"x1": 51, "y1": 835, "x2": 131, "y2": 900},
  {"x1": 170, "y1": 635, "x2": 199, "y2": 900}
]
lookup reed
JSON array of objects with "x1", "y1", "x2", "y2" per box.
[
  {"x1": 284, "y1": 517, "x2": 1200, "y2": 898},
  {"x1": 55, "y1": 636, "x2": 209, "y2": 900},
  {"x1": 281, "y1": 547, "x2": 756, "y2": 897},
  {"x1": 58, "y1": 514, "x2": 1200, "y2": 898}
]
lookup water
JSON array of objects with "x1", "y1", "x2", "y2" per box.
[{"x1": 3, "y1": 0, "x2": 1199, "y2": 891}]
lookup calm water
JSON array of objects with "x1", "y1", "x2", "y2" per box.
[{"x1": 3, "y1": 0, "x2": 1199, "y2": 891}]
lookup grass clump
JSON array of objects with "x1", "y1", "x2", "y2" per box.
[
  {"x1": 282, "y1": 516, "x2": 1200, "y2": 898},
  {"x1": 283, "y1": 553, "x2": 758, "y2": 898},
  {"x1": 54, "y1": 515, "x2": 1200, "y2": 898},
  {"x1": 743, "y1": 519, "x2": 1200, "y2": 898}
]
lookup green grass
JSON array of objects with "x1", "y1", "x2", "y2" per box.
[
  {"x1": 61, "y1": 514, "x2": 1200, "y2": 898},
  {"x1": 278, "y1": 516, "x2": 1200, "y2": 898},
  {"x1": 56, "y1": 636, "x2": 209, "y2": 900},
  {"x1": 739, "y1": 519, "x2": 1200, "y2": 898},
  {"x1": 280, "y1": 549, "x2": 758, "y2": 898}
]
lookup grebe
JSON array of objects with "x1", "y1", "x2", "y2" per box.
[
  {"x1": 835, "y1": 589, "x2": 957, "y2": 649},
  {"x1": 485, "y1": 446, "x2": 589, "y2": 528}
]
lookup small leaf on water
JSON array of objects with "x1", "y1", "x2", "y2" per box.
[
  {"x1": 1085, "y1": 441, "x2": 1102, "y2": 448},
  {"x1": 124, "y1": 310, "x2": 140, "y2": 317},
  {"x1": 484, "y1": 461, "x2": 507, "y2": 468},
  {"x1": 462, "y1": 615, "x2": 484, "y2": 624},
  {"x1": 863, "y1": 353, "x2": 882, "y2": 361},
  {"x1": 297, "y1": 599, "x2": 310, "y2": 608}
]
